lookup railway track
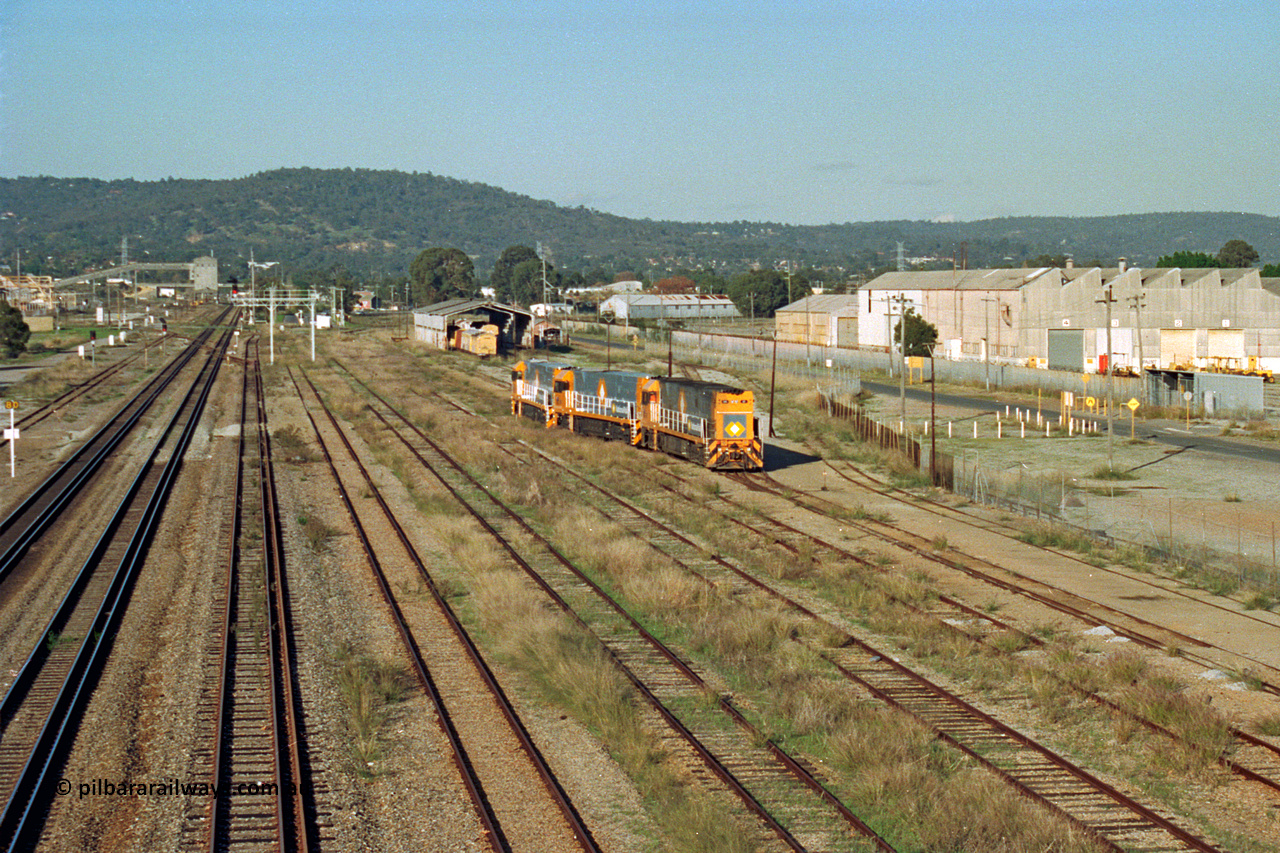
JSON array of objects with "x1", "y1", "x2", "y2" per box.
[
  {"x1": 0, "y1": 315, "x2": 231, "y2": 588},
  {"x1": 291, "y1": 367, "x2": 599, "y2": 853},
  {"x1": 514, "y1": 442, "x2": 1228, "y2": 852},
  {"x1": 180, "y1": 340, "x2": 322, "y2": 852},
  {"x1": 638, "y1": 466, "x2": 1280, "y2": 800},
  {"x1": 328, "y1": 361, "x2": 896, "y2": 852},
  {"x1": 812, "y1": 457, "x2": 1280, "y2": 692},
  {"x1": 377, "y1": 363, "x2": 1233, "y2": 851},
  {"x1": 0, "y1": 317, "x2": 236, "y2": 852},
  {"x1": 0, "y1": 334, "x2": 166, "y2": 451}
]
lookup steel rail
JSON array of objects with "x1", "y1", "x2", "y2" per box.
[
  {"x1": 504, "y1": 442, "x2": 1223, "y2": 853},
  {"x1": 285, "y1": 369, "x2": 513, "y2": 853},
  {"x1": 300, "y1": 367, "x2": 604, "y2": 851},
  {"x1": 821, "y1": 459, "x2": 1280, "y2": 693},
  {"x1": 0, "y1": 318, "x2": 229, "y2": 727},
  {"x1": 0, "y1": 308, "x2": 233, "y2": 585},
  {"x1": 0, "y1": 320, "x2": 236, "y2": 852},
  {"x1": 664, "y1": 466, "x2": 1280, "y2": 795},
  {"x1": 338, "y1": 367, "x2": 894, "y2": 853},
  {"x1": 259, "y1": 356, "x2": 315, "y2": 852}
]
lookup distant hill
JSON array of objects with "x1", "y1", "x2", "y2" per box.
[{"x1": 2, "y1": 168, "x2": 1278, "y2": 283}]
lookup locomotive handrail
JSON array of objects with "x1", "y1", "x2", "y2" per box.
[
  {"x1": 658, "y1": 406, "x2": 706, "y2": 438},
  {"x1": 516, "y1": 381, "x2": 552, "y2": 406},
  {"x1": 570, "y1": 391, "x2": 632, "y2": 419}
]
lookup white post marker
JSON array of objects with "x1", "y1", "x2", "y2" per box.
[{"x1": 5, "y1": 401, "x2": 19, "y2": 478}]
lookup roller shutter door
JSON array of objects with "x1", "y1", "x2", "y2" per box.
[
  {"x1": 1160, "y1": 329, "x2": 1196, "y2": 368},
  {"x1": 1206, "y1": 329, "x2": 1244, "y2": 364},
  {"x1": 1047, "y1": 329, "x2": 1084, "y2": 372}
]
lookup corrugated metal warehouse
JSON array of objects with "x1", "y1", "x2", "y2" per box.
[
  {"x1": 599, "y1": 293, "x2": 741, "y2": 322},
  {"x1": 822, "y1": 266, "x2": 1280, "y2": 373},
  {"x1": 413, "y1": 298, "x2": 532, "y2": 353},
  {"x1": 775, "y1": 295, "x2": 860, "y2": 347}
]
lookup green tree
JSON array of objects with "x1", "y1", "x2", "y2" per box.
[
  {"x1": 505, "y1": 257, "x2": 558, "y2": 305},
  {"x1": 894, "y1": 309, "x2": 938, "y2": 357},
  {"x1": 726, "y1": 270, "x2": 801, "y2": 318},
  {"x1": 0, "y1": 298, "x2": 31, "y2": 358},
  {"x1": 1261, "y1": 263, "x2": 1280, "y2": 277},
  {"x1": 1154, "y1": 250, "x2": 1220, "y2": 268},
  {"x1": 1217, "y1": 239, "x2": 1259, "y2": 267},
  {"x1": 1025, "y1": 254, "x2": 1070, "y2": 268},
  {"x1": 409, "y1": 247, "x2": 477, "y2": 305},
  {"x1": 490, "y1": 245, "x2": 540, "y2": 302}
]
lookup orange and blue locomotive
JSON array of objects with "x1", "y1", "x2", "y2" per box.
[{"x1": 512, "y1": 360, "x2": 763, "y2": 471}]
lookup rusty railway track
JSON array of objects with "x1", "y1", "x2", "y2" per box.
[
  {"x1": 638, "y1": 465, "x2": 1280, "y2": 800},
  {"x1": 486, "y1": 440, "x2": 1225, "y2": 853},
  {"x1": 815, "y1": 458, "x2": 1280, "y2": 693},
  {"x1": 331, "y1": 360, "x2": 896, "y2": 853},
  {"x1": 0, "y1": 315, "x2": 236, "y2": 852},
  {"x1": 291, "y1": 367, "x2": 599, "y2": 853},
  {"x1": 182, "y1": 340, "x2": 320, "y2": 852}
]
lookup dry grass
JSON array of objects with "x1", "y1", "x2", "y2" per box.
[
  {"x1": 468, "y1": 568, "x2": 758, "y2": 853},
  {"x1": 297, "y1": 514, "x2": 341, "y2": 551},
  {"x1": 11, "y1": 355, "x2": 99, "y2": 402},
  {"x1": 316, "y1": 337, "x2": 1236, "y2": 850},
  {"x1": 1253, "y1": 714, "x2": 1280, "y2": 737},
  {"x1": 272, "y1": 424, "x2": 319, "y2": 462},
  {"x1": 332, "y1": 643, "x2": 411, "y2": 777}
]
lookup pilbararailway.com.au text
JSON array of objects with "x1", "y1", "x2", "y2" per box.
[{"x1": 57, "y1": 779, "x2": 296, "y2": 799}]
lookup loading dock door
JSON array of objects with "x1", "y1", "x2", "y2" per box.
[
  {"x1": 1206, "y1": 329, "x2": 1244, "y2": 366},
  {"x1": 1160, "y1": 329, "x2": 1196, "y2": 369},
  {"x1": 836, "y1": 317, "x2": 857, "y2": 348},
  {"x1": 1047, "y1": 329, "x2": 1084, "y2": 372}
]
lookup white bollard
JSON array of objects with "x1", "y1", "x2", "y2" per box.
[
  {"x1": 948, "y1": 422, "x2": 953, "y2": 438},
  {"x1": 1046, "y1": 421, "x2": 1050, "y2": 438},
  {"x1": 1021, "y1": 422, "x2": 1025, "y2": 438},
  {"x1": 998, "y1": 420, "x2": 1003, "y2": 439},
  {"x1": 1069, "y1": 418, "x2": 1074, "y2": 436},
  {"x1": 973, "y1": 421, "x2": 978, "y2": 438}
]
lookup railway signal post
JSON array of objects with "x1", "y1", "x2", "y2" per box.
[{"x1": 5, "y1": 400, "x2": 18, "y2": 478}]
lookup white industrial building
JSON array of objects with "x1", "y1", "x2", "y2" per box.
[
  {"x1": 836, "y1": 265, "x2": 1280, "y2": 373},
  {"x1": 599, "y1": 293, "x2": 741, "y2": 322}
]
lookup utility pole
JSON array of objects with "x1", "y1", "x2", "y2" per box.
[
  {"x1": 310, "y1": 289, "x2": 317, "y2": 362},
  {"x1": 929, "y1": 352, "x2": 937, "y2": 485},
  {"x1": 889, "y1": 294, "x2": 909, "y2": 430},
  {"x1": 981, "y1": 296, "x2": 997, "y2": 391},
  {"x1": 1127, "y1": 291, "x2": 1147, "y2": 399},
  {"x1": 768, "y1": 330, "x2": 779, "y2": 437},
  {"x1": 1097, "y1": 284, "x2": 1117, "y2": 471}
]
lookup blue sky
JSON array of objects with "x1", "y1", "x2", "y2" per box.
[{"x1": 2, "y1": 0, "x2": 1277, "y2": 225}]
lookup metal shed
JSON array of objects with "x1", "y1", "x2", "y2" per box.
[
  {"x1": 413, "y1": 298, "x2": 532, "y2": 353},
  {"x1": 1145, "y1": 369, "x2": 1264, "y2": 415}
]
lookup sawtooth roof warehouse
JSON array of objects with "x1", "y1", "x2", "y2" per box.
[{"x1": 777, "y1": 266, "x2": 1280, "y2": 374}]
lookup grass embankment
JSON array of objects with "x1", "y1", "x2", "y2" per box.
[{"x1": 309, "y1": 346, "x2": 1268, "y2": 852}]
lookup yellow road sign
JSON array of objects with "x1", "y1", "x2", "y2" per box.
[{"x1": 1126, "y1": 398, "x2": 1139, "y2": 411}]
